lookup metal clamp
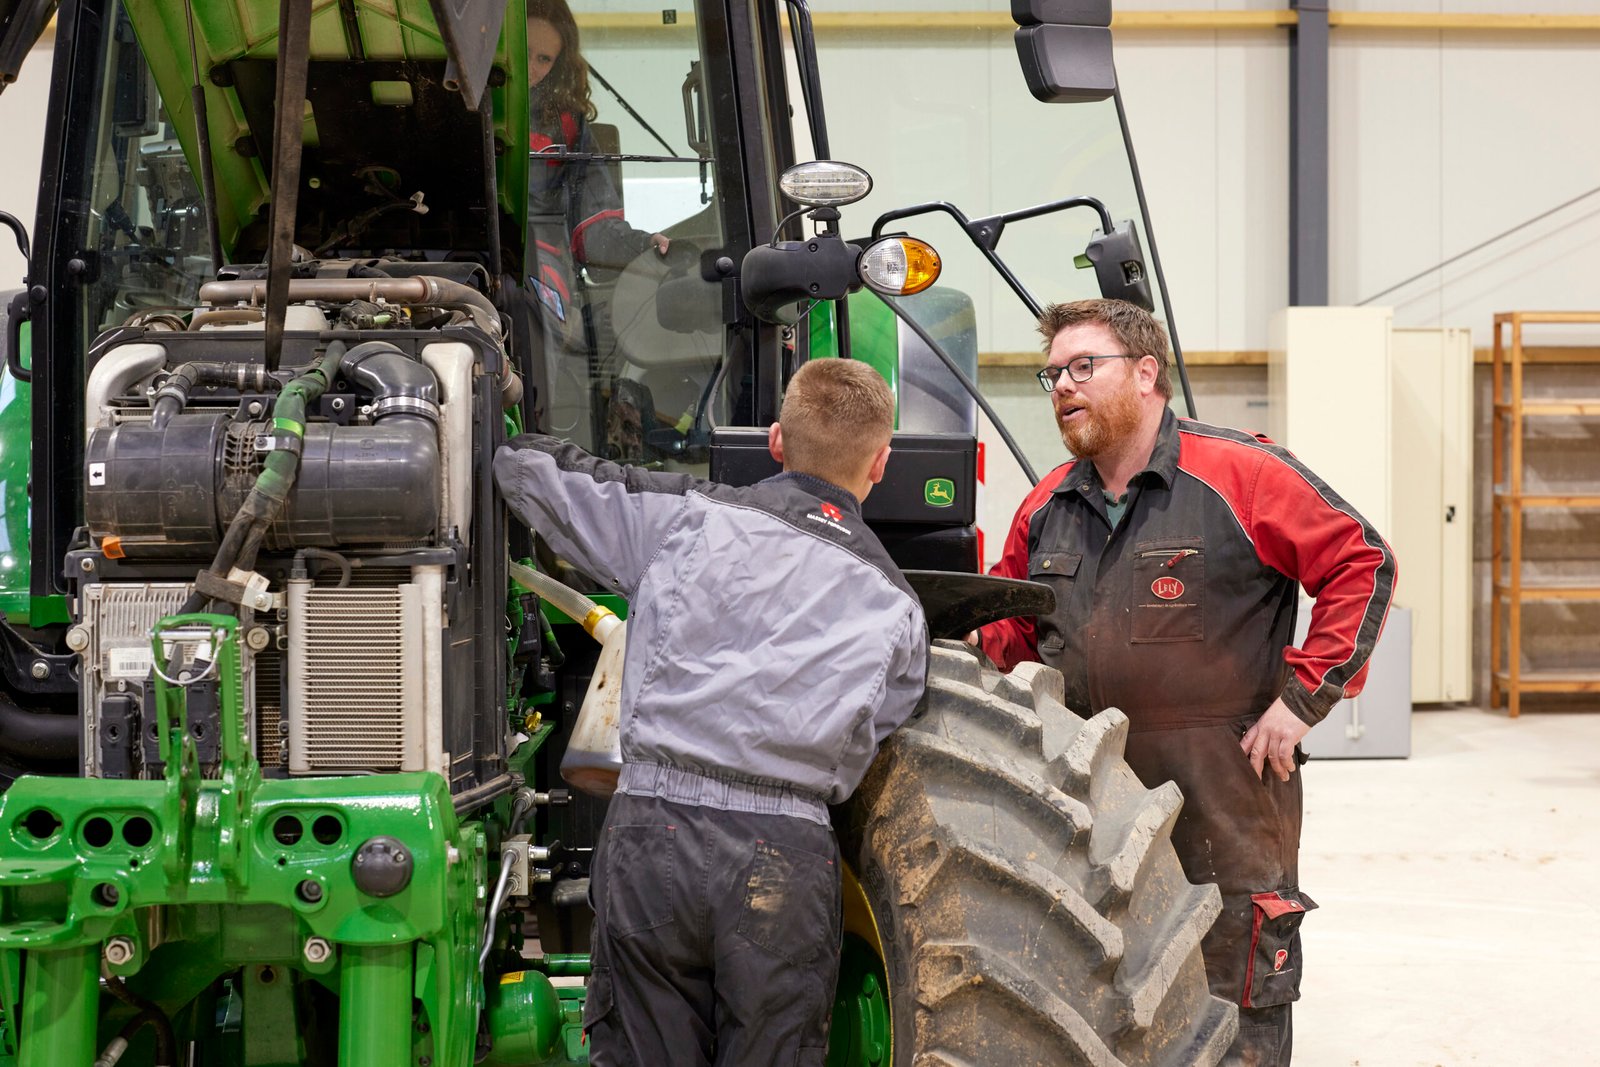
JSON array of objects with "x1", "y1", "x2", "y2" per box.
[
  {"x1": 253, "y1": 433, "x2": 304, "y2": 457},
  {"x1": 149, "y1": 626, "x2": 225, "y2": 687}
]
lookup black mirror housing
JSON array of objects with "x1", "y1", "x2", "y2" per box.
[
  {"x1": 1084, "y1": 221, "x2": 1153, "y2": 311},
  {"x1": 1012, "y1": 0, "x2": 1115, "y2": 103},
  {"x1": 739, "y1": 238, "x2": 861, "y2": 324}
]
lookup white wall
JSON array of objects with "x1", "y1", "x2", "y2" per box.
[
  {"x1": 1330, "y1": 17, "x2": 1600, "y2": 346},
  {"x1": 0, "y1": 33, "x2": 54, "y2": 293},
  {"x1": 805, "y1": 2, "x2": 1600, "y2": 356}
]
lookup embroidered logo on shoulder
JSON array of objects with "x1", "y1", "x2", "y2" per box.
[{"x1": 806, "y1": 500, "x2": 851, "y2": 534}]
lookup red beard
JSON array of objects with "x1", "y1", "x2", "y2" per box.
[{"x1": 1055, "y1": 377, "x2": 1142, "y2": 458}]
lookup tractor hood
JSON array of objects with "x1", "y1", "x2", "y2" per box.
[
  {"x1": 0, "y1": 0, "x2": 56, "y2": 92},
  {"x1": 103, "y1": 0, "x2": 530, "y2": 261}
]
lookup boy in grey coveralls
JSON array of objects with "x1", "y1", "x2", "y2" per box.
[{"x1": 493, "y1": 359, "x2": 929, "y2": 1066}]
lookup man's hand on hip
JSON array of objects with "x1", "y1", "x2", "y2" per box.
[{"x1": 1240, "y1": 698, "x2": 1310, "y2": 782}]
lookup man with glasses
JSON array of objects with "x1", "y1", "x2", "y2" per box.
[{"x1": 974, "y1": 298, "x2": 1396, "y2": 1067}]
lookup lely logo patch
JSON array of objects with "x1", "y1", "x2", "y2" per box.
[
  {"x1": 1151, "y1": 576, "x2": 1184, "y2": 600},
  {"x1": 1273, "y1": 949, "x2": 1289, "y2": 972}
]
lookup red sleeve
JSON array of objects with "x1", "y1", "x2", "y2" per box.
[
  {"x1": 977, "y1": 466, "x2": 1072, "y2": 672},
  {"x1": 1243, "y1": 440, "x2": 1398, "y2": 725}
]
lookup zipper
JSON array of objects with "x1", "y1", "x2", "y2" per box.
[{"x1": 1137, "y1": 547, "x2": 1199, "y2": 568}]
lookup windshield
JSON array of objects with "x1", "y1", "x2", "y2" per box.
[
  {"x1": 74, "y1": 5, "x2": 214, "y2": 338},
  {"x1": 794, "y1": 3, "x2": 1180, "y2": 560},
  {"x1": 519, "y1": 0, "x2": 753, "y2": 472}
]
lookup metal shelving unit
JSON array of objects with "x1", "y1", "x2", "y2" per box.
[{"x1": 1489, "y1": 311, "x2": 1600, "y2": 716}]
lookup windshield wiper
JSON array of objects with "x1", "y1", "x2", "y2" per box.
[
  {"x1": 530, "y1": 150, "x2": 712, "y2": 165},
  {"x1": 586, "y1": 61, "x2": 682, "y2": 158}
]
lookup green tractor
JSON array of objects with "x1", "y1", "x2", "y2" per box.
[{"x1": 0, "y1": 1, "x2": 1234, "y2": 1063}]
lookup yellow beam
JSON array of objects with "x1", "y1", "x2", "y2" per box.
[
  {"x1": 585, "y1": 10, "x2": 1600, "y2": 35},
  {"x1": 983, "y1": 347, "x2": 1600, "y2": 369},
  {"x1": 1329, "y1": 12, "x2": 1600, "y2": 32}
]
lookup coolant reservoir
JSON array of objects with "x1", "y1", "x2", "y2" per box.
[{"x1": 560, "y1": 612, "x2": 625, "y2": 797}]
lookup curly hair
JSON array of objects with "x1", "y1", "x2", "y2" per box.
[{"x1": 528, "y1": 0, "x2": 596, "y2": 127}]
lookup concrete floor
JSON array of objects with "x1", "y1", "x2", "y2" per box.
[{"x1": 1295, "y1": 705, "x2": 1600, "y2": 1066}]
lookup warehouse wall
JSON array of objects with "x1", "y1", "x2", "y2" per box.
[
  {"x1": 0, "y1": 33, "x2": 53, "y2": 293},
  {"x1": 2, "y1": 5, "x2": 1593, "y2": 703}
]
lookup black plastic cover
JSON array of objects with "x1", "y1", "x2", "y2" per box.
[
  {"x1": 710, "y1": 428, "x2": 976, "y2": 527},
  {"x1": 901, "y1": 570, "x2": 1056, "y2": 640},
  {"x1": 98, "y1": 694, "x2": 135, "y2": 779},
  {"x1": 1014, "y1": 24, "x2": 1116, "y2": 104},
  {"x1": 1011, "y1": 0, "x2": 1111, "y2": 27},
  {"x1": 1086, "y1": 220, "x2": 1154, "y2": 311}
]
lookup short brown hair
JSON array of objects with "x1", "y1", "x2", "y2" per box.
[
  {"x1": 1037, "y1": 298, "x2": 1173, "y2": 400},
  {"x1": 779, "y1": 359, "x2": 894, "y2": 485}
]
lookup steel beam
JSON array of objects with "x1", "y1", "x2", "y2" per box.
[{"x1": 1289, "y1": 0, "x2": 1330, "y2": 305}]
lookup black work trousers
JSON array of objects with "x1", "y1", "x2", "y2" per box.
[
  {"x1": 583, "y1": 792, "x2": 842, "y2": 1067},
  {"x1": 1223, "y1": 1004, "x2": 1293, "y2": 1067}
]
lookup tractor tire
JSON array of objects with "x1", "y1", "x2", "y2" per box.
[{"x1": 840, "y1": 640, "x2": 1238, "y2": 1067}]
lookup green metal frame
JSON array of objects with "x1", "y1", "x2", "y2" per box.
[{"x1": 0, "y1": 613, "x2": 582, "y2": 1065}]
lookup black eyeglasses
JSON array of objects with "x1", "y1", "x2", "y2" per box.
[{"x1": 1036, "y1": 354, "x2": 1139, "y2": 391}]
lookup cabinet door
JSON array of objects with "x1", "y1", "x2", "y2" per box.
[{"x1": 1391, "y1": 328, "x2": 1473, "y2": 702}]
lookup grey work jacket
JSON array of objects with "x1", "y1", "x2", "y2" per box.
[{"x1": 494, "y1": 435, "x2": 929, "y2": 826}]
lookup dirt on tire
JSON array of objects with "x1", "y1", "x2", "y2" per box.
[{"x1": 841, "y1": 640, "x2": 1238, "y2": 1066}]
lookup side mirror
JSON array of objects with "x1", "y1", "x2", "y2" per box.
[
  {"x1": 1012, "y1": 0, "x2": 1116, "y2": 104},
  {"x1": 1079, "y1": 219, "x2": 1153, "y2": 311},
  {"x1": 0, "y1": 209, "x2": 36, "y2": 383}
]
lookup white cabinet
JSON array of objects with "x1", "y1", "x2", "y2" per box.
[
  {"x1": 1391, "y1": 328, "x2": 1473, "y2": 703},
  {"x1": 1268, "y1": 306, "x2": 1394, "y2": 533},
  {"x1": 1268, "y1": 309, "x2": 1472, "y2": 705}
]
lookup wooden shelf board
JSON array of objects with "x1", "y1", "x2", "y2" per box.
[
  {"x1": 1481, "y1": 346, "x2": 1600, "y2": 365},
  {"x1": 1492, "y1": 671, "x2": 1600, "y2": 694},
  {"x1": 1491, "y1": 493, "x2": 1600, "y2": 508},
  {"x1": 1494, "y1": 311, "x2": 1600, "y2": 326},
  {"x1": 1493, "y1": 583, "x2": 1600, "y2": 602},
  {"x1": 1493, "y1": 400, "x2": 1600, "y2": 416}
]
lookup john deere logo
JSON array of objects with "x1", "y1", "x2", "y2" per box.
[{"x1": 924, "y1": 478, "x2": 955, "y2": 507}]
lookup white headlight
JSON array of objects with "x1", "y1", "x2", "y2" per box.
[
  {"x1": 779, "y1": 161, "x2": 874, "y2": 207},
  {"x1": 858, "y1": 237, "x2": 941, "y2": 296}
]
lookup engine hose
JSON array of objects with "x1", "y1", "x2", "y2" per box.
[
  {"x1": 339, "y1": 341, "x2": 440, "y2": 423},
  {"x1": 508, "y1": 787, "x2": 537, "y2": 837},
  {"x1": 479, "y1": 845, "x2": 520, "y2": 972},
  {"x1": 184, "y1": 343, "x2": 346, "y2": 614},
  {"x1": 151, "y1": 362, "x2": 279, "y2": 430},
  {"x1": 0, "y1": 696, "x2": 76, "y2": 761},
  {"x1": 295, "y1": 547, "x2": 352, "y2": 588},
  {"x1": 101, "y1": 975, "x2": 175, "y2": 1067}
]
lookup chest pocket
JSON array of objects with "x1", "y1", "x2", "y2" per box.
[
  {"x1": 1131, "y1": 538, "x2": 1205, "y2": 643},
  {"x1": 1030, "y1": 551, "x2": 1081, "y2": 652}
]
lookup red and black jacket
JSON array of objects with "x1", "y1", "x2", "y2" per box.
[
  {"x1": 980, "y1": 409, "x2": 1396, "y2": 730},
  {"x1": 529, "y1": 110, "x2": 650, "y2": 270}
]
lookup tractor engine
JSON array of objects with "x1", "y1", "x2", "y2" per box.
[{"x1": 62, "y1": 269, "x2": 513, "y2": 801}]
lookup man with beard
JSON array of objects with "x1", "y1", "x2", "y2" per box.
[{"x1": 974, "y1": 298, "x2": 1395, "y2": 1067}]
